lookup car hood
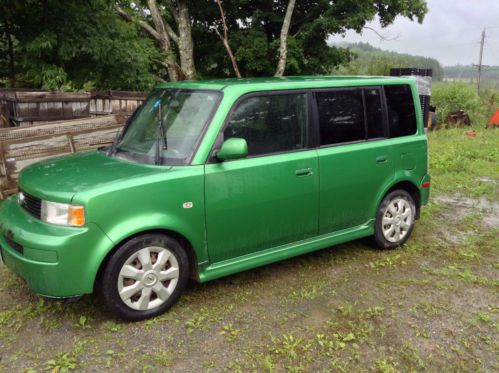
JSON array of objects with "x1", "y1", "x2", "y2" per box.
[{"x1": 18, "y1": 151, "x2": 171, "y2": 202}]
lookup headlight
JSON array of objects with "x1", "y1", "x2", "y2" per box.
[{"x1": 41, "y1": 201, "x2": 85, "y2": 227}]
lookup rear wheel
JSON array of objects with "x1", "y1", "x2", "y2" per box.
[
  {"x1": 373, "y1": 190, "x2": 416, "y2": 249},
  {"x1": 98, "y1": 233, "x2": 189, "y2": 321}
]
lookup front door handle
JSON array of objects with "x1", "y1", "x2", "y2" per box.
[
  {"x1": 295, "y1": 168, "x2": 313, "y2": 177},
  {"x1": 376, "y1": 156, "x2": 388, "y2": 164}
]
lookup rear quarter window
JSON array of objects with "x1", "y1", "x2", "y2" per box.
[{"x1": 385, "y1": 85, "x2": 417, "y2": 137}]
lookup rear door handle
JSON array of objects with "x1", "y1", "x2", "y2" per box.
[
  {"x1": 376, "y1": 156, "x2": 388, "y2": 164},
  {"x1": 295, "y1": 168, "x2": 313, "y2": 177}
]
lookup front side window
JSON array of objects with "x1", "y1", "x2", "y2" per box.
[
  {"x1": 316, "y1": 89, "x2": 365, "y2": 145},
  {"x1": 224, "y1": 93, "x2": 308, "y2": 156},
  {"x1": 385, "y1": 84, "x2": 417, "y2": 137},
  {"x1": 113, "y1": 89, "x2": 220, "y2": 165}
]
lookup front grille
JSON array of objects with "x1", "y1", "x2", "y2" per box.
[
  {"x1": 4, "y1": 235, "x2": 24, "y2": 255},
  {"x1": 19, "y1": 191, "x2": 42, "y2": 219}
]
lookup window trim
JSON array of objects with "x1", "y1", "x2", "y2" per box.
[
  {"x1": 311, "y1": 86, "x2": 389, "y2": 149},
  {"x1": 207, "y1": 89, "x2": 313, "y2": 163}
]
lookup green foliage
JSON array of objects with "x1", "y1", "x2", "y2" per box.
[
  {"x1": 1, "y1": 0, "x2": 428, "y2": 87},
  {"x1": 0, "y1": 0, "x2": 161, "y2": 90},
  {"x1": 194, "y1": 0, "x2": 427, "y2": 78},
  {"x1": 333, "y1": 42, "x2": 444, "y2": 80},
  {"x1": 432, "y1": 82, "x2": 497, "y2": 125},
  {"x1": 44, "y1": 353, "x2": 77, "y2": 372},
  {"x1": 432, "y1": 82, "x2": 479, "y2": 121}
]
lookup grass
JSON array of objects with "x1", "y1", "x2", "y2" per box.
[
  {"x1": 0, "y1": 127, "x2": 498, "y2": 371},
  {"x1": 429, "y1": 127, "x2": 499, "y2": 200}
]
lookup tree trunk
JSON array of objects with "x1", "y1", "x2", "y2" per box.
[
  {"x1": 146, "y1": 0, "x2": 179, "y2": 81},
  {"x1": 275, "y1": 0, "x2": 296, "y2": 77},
  {"x1": 214, "y1": 0, "x2": 241, "y2": 78},
  {"x1": 116, "y1": 0, "x2": 196, "y2": 81},
  {"x1": 176, "y1": 0, "x2": 196, "y2": 80}
]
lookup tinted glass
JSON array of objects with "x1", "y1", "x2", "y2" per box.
[
  {"x1": 364, "y1": 88, "x2": 384, "y2": 139},
  {"x1": 224, "y1": 94, "x2": 307, "y2": 156},
  {"x1": 385, "y1": 85, "x2": 417, "y2": 137},
  {"x1": 316, "y1": 90, "x2": 365, "y2": 145}
]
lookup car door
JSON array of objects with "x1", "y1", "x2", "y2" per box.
[
  {"x1": 314, "y1": 87, "x2": 394, "y2": 234},
  {"x1": 204, "y1": 92, "x2": 319, "y2": 263}
]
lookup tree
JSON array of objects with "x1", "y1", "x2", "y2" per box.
[
  {"x1": 333, "y1": 42, "x2": 444, "y2": 81},
  {"x1": 0, "y1": 0, "x2": 162, "y2": 90},
  {"x1": 213, "y1": 0, "x2": 241, "y2": 78},
  {"x1": 0, "y1": 0, "x2": 429, "y2": 88},
  {"x1": 275, "y1": 0, "x2": 296, "y2": 76},
  {"x1": 192, "y1": 0, "x2": 428, "y2": 78},
  {"x1": 116, "y1": 0, "x2": 196, "y2": 81}
]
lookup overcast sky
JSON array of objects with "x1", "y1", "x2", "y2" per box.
[{"x1": 329, "y1": 0, "x2": 499, "y2": 66}]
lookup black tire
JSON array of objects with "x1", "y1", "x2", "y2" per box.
[
  {"x1": 372, "y1": 189, "x2": 416, "y2": 250},
  {"x1": 98, "y1": 233, "x2": 189, "y2": 321}
]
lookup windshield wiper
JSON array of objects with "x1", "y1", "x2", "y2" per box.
[{"x1": 155, "y1": 90, "x2": 179, "y2": 165}]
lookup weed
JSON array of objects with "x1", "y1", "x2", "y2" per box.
[
  {"x1": 220, "y1": 323, "x2": 240, "y2": 341},
  {"x1": 366, "y1": 306, "x2": 385, "y2": 318},
  {"x1": 152, "y1": 351, "x2": 172, "y2": 367},
  {"x1": 44, "y1": 353, "x2": 77, "y2": 372},
  {"x1": 185, "y1": 308, "x2": 209, "y2": 333},
  {"x1": 374, "y1": 357, "x2": 398, "y2": 373},
  {"x1": 288, "y1": 285, "x2": 322, "y2": 300},
  {"x1": 101, "y1": 321, "x2": 122, "y2": 332}
]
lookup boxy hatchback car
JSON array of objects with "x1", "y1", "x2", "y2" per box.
[{"x1": 0, "y1": 76, "x2": 430, "y2": 320}]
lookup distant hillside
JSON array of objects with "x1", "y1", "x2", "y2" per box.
[
  {"x1": 444, "y1": 65, "x2": 499, "y2": 81},
  {"x1": 332, "y1": 42, "x2": 444, "y2": 81}
]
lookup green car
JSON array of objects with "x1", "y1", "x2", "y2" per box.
[{"x1": 0, "y1": 76, "x2": 430, "y2": 320}]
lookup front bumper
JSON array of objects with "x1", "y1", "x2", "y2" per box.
[{"x1": 0, "y1": 196, "x2": 113, "y2": 297}]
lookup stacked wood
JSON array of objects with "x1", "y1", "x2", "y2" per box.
[
  {"x1": 90, "y1": 90, "x2": 147, "y2": 115},
  {"x1": 445, "y1": 110, "x2": 472, "y2": 127},
  {"x1": 0, "y1": 115, "x2": 126, "y2": 199},
  {"x1": 0, "y1": 90, "x2": 91, "y2": 126}
]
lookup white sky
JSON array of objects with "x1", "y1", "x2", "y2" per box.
[{"x1": 329, "y1": 0, "x2": 499, "y2": 66}]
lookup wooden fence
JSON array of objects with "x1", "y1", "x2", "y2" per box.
[
  {"x1": 0, "y1": 90, "x2": 91, "y2": 126},
  {"x1": 0, "y1": 115, "x2": 126, "y2": 199},
  {"x1": 90, "y1": 90, "x2": 147, "y2": 115},
  {"x1": 0, "y1": 89, "x2": 146, "y2": 127}
]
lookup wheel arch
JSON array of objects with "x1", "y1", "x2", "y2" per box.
[
  {"x1": 382, "y1": 180, "x2": 421, "y2": 219},
  {"x1": 94, "y1": 228, "x2": 200, "y2": 294}
]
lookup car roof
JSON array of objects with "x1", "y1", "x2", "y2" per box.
[{"x1": 155, "y1": 75, "x2": 416, "y2": 92}]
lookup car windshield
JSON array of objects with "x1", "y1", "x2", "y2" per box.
[{"x1": 112, "y1": 89, "x2": 221, "y2": 165}]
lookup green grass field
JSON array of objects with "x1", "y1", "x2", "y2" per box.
[{"x1": 0, "y1": 128, "x2": 497, "y2": 372}]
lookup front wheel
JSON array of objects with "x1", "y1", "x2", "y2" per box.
[
  {"x1": 372, "y1": 190, "x2": 416, "y2": 250},
  {"x1": 98, "y1": 233, "x2": 189, "y2": 321}
]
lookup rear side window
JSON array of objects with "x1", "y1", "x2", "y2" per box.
[
  {"x1": 316, "y1": 90, "x2": 365, "y2": 145},
  {"x1": 224, "y1": 93, "x2": 308, "y2": 156},
  {"x1": 385, "y1": 85, "x2": 417, "y2": 137},
  {"x1": 315, "y1": 87, "x2": 385, "y2": 145}
]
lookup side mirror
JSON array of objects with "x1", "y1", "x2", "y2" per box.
[{"x1": 216, "y1": 138, "x2": 248, "y2": 161}]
